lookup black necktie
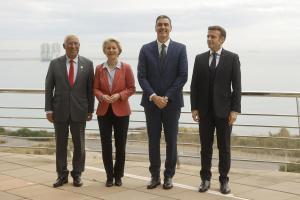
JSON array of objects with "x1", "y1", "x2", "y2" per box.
[
  {"x1": 160, "y1": 44, "x2": 167, "y2": 64},
  {"x1": 210, "y1": 52, "x2": 217, "y2": 68}
]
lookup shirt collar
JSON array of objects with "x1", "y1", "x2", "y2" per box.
[
  {"x1": 103, "y1": 60, "x2": 121, "y2": 69},
  {"x1": 66, "y1": 55, "x2": 79, "y2": 63},
  {"x1": 210, "y1": 48, "x2": 222, "y2": 56},
  {"x1": 157, "y1": 38, "x2": 171, "y2": 48}
]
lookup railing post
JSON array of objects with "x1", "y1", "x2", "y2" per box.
[{"x1": 296, "y1": 97, "x2": 300, "y2": 136}]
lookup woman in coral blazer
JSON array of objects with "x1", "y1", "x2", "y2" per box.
[{"x1": 93, "y1": 38, "x2": 135, "y2": 187}]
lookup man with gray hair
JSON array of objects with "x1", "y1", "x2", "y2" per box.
[{"x1": 45, "y1": 34, "x2": 94, "y2": 188}]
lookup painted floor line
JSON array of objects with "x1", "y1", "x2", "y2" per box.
[{"x1": 86, "y1": 166, "x2": 250, "y2": 200}]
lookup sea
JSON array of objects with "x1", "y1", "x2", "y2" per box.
[{"x1": 0, "y1": 52, "x2": 299, "y2": 136}]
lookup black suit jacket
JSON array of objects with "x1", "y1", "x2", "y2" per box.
[{"x1": 190, "y1": 49, "x2": 241, "y2": 118}]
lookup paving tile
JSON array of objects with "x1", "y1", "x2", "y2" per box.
[
  {"x1": 0, "y1": 174, "x2": 16, "y2": 182},
  {"x1": 240, "y1": 188, "x2": 296, "y2": 200},
  {"x1": 17, "y1": 158, "x2": 54, "y2": 167},
  {"x1": 21, "y1": 171, "x2": 55, "y2": 184},
  {"x1": 2, "y1": 167, "x2": 47, "y2": 178},
  {"x1": 173, "y1": 175, "x2": 201, "y2": 186},
  {"x1": 166, "y1": 190, "x2": 225, "y2": 200},
  {"x1": 285, "y1": 196, "x2": 300, "y2": 200},
  {"x1": 0, "y1": 163, "x2": 24, "y2": 171},
  {"x1": 136, "y1": 183, "x2": 187, "y2": 196},
  {"x1": 0, "y1": 178, "x2": 35, "y2": 191},
  {"x1": 7, "y1": 184, "x2": 57, "y2": 198},
  {"x1": 123, "y1": 166, "x2": 149, "y2": 177},
  {"x1": 101, "y1": 189, "x2": 159, "y2": 200},
  {"x1": 151, "y1": 197, "x2": 177, "y2": 200},
  {"x1": 33, "y1": 163, "x2": 56, "y2": 172},
  {"x1": 229, "y1": 182, "x2": 257, "y2": 195},
  {"x1": 58, "y1": 182, "x2": 127, "y2": 198},
  {"x1": 29, "y1": 189, "x2": 89, "y2": 200},
  {"x1": 234, "y1": 175, "x2": 282, "y2": 187},
  {"x1": 0, "y1": 191, "x2": 22, "y2": 200},
  {"x1": 265, "y1": 181, "x2": 300, "y2": 195},
  {"x1": 1, "y1": 152, "x2": 300, "y2": 200}
]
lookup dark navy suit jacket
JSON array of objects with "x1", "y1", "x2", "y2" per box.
[{"x1": 137, "y1": 40, "x2": 188, "y2": 109}]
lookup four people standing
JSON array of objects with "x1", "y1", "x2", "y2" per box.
[
  {"x1": 137, "y1": 15, "x2": 188, "y2": 190},
  {"x1": 190, "y1": 26, "x2": 241, "y2": 194},
  {"x1": 45, "y1": 34, "x2": 95, "y2": 188},
  {"x1": 93, "y1": 39, "x2": 135, "y2": 187},
  {"x1": 45, "y1": 21, "x2": 241, "y2": 195}
]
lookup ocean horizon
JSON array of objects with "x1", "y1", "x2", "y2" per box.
[{"x1": 0, "y1": 53, "x2": 299, "y2": 136}]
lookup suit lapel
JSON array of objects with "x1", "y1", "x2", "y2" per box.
[
  {"x1": 100, "y1": 65, "x2": 111, "y2": 93},
  {"x1": 74, "y1": 56, "x2": 83, "y2": 87},
  {"x1": 205, "y1": 51, "x2": 210, "y2": 71},
  {"x1": 60, "y1": 56, "x2": 70, "y2": 87},
  {"x1": 216, "y1": 49, "x2": 226, "y2": 72},
  {"x1": 151, "y1": 41, "x2": 160, "y2": 71}
]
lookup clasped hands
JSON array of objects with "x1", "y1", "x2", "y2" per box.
[
  {"x1": 101, "y1": 93, "x2": 121, "y2": 104},
  {"x1": 152, "y1": 95, "x2": 168, "y2": 109}
]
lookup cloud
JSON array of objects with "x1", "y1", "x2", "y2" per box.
[{"x1": 0, "y1": 0, "x2": 299, "y2": 56}]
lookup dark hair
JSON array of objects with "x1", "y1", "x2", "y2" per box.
[
  {"x1": 155, "y1": 15, "x2": 172, "y2": 26},
  {"x1": 208, "y1": 26, "x2": 226, "y2": 40}
]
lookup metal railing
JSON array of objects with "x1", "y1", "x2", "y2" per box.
[{"x1": 0, "y1": 88, "x2": 300, "y2": 170}]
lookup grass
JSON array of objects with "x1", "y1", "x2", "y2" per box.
[{"x1": 0, "y1": 128, "x2": 53, "y2": 137}]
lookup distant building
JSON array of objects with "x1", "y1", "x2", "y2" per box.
[{"x1": 40, "y1": 43, "x2": 61, "y2": 61}]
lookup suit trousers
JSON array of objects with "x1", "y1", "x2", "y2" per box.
[
  {"x1": 97, "y1": 106, "x2": 129, "y2": 180},
  {"x1": 199, "y1": 110, "x2": 232, "y2": 183},
  {"x1": 54, "y1": 119, "x2": 86, "y2": 178},
  {"x1": 144, "y1": 106, "x2": 181, "y2": 179}
]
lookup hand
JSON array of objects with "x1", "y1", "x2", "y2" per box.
[
  {"x1": 86, "y1": 113, "x2": 93, "y2": 121},
  {"x1": 46, "y1": 113, "x2": 54, "y2": 123},
  {"x1": 111, "y1": 93, "x2": 121, "y2": 103},
  {"x1": 192, "y1": 110, "x2": 200, "y2": 122},
  {"x1": 228, "y1": 111, "x2": 238, "y2": 125},
  {"x1": 101, "y1": 94, "x2": 113, "y2": 103},
  {"x1": 152, "y1": 95, "x2": 168, "y2": 109}
]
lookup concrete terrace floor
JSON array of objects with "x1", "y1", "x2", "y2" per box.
[{"x1": 0, "y1": 152, "x2": 300, "y2": 200}]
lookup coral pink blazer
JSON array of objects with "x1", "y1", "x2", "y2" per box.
[{"x1": 93, "y1": 62, "x2": 135, "y2": 116}]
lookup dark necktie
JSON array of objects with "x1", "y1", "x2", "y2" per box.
[
  {"x1": 210, "y1": 52, "x2": 217, "y2": 68},
  {"x1": 69, "y1": 59, "x2": 74, "y2": 86},
  {"x1": 160, "y1": 43, "x2": 167, "y2": 64}
]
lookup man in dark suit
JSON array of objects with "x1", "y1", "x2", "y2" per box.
[
  {"x1": 45, "y1": 35, "x2": 94, "y2": 188},
  {"x1": 137, "y1": 15, "x2": 188, "y2": 190},
  {"x1": 190, "y1": 26, "x2": 241, "y2": 194}
]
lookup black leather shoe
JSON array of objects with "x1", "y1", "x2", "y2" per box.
[
  {"x1": 163, "y1": 177, "x2": 173, "y2": 190},
  {"x1": 220, "y1": 182, "x2": 231, "y2": 194},
  {"x1": 105, "y1": 179, "x2": 113, "y2": 187},
  {"x1": 73, "y1": 177, "x2": 83, "y2": 187},
  {"x1": 53, "y1": 177, "x2": 68, "y2": 188},
  {"x1": 147, "y1": 177, "x2": 161, "y2": 189},
  {"x1": 115, "y1": 178, "x2": 122, "y2": 186},
  {"x1": 198, "y1": 180, "x2": 210, "y2": 192}
]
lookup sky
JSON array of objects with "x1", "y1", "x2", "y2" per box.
[
  {"x1": 0, "y1": 0, "x2": 300, "y2": 91},
  {"x1": 1, "y1": 0, "x2": 300, "y2": 58}
]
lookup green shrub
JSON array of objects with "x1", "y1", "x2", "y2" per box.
[{"x1": 279, "y1": 162, "x2": 300, "y2": 173}]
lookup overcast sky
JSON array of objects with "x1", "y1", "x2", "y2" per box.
[
  {"x1": 0, "y1": 0, "x2": 300, "y2": 91},
  {"x1": 1, "y1": 0, "x2": 300, "y2": 58}
]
